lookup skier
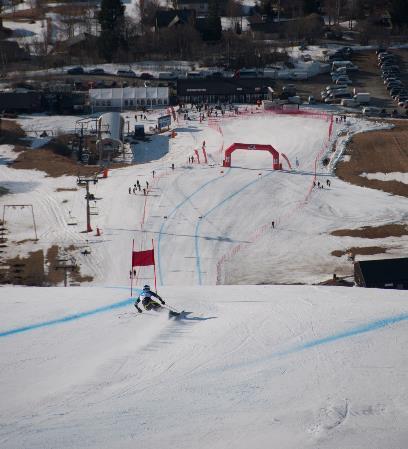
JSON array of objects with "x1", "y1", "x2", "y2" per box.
[{"x1": 134, "y1": 285, "x2": 165, "y2": 313}]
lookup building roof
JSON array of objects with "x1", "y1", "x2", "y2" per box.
[
  {"x1": 177, "y1": 0, "x2": 208, "y2": 4},
  {"x1": 155, "y1": 9, "x2": 195, "y2": 28},
  {"x1": 355, "y1": 257, "x2": 408, "y2": 283},
  {"x1": 177, "y1": 78, "x2": 274, "y2": 96},
  {"x1": 89, "y1": 87, "x2": 169, "y2": 100}
]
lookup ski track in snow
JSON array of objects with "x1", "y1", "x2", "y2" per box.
[{"x1": 2, "y1": 110, "x2": 408, "y2": 449}]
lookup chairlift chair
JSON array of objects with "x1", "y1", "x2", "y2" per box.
[{"x1": 89, "y1": 202, "x2": 99, "y2": 216}]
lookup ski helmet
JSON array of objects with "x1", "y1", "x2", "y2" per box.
[{"x1": 143, "y1": 284, "x2": 150, "y2": 291}]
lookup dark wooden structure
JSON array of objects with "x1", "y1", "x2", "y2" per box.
[
  {"x1": 0, "y1": 91, "x2": 43, "y2": 113},
  {"x1": 177, "y1": 78, "x2": 274, "y2": 104},
  {"x1": 354, "y1": 257, "x2": 408, "y2": 290}
]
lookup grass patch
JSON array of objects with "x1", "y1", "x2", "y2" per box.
[{"x1": 331, "y1": 224, "x2": 408, "y2": 239}]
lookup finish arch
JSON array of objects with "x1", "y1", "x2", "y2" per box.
[{"x1": 222, "y1": 143, "x2": 281, "y2": 169}]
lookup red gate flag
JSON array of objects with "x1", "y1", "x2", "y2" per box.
[
  {"x1": 202, "y1": 146, "x2": 208, "y2": 164},
  {"x1": 132, "y1": 249, "x2": 155, "y2": 267},
  {"x1": 194, "y1": 149, "x2": 200, "y2": 164}
]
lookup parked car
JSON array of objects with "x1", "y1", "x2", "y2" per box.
[
  {"x1": 324, "y1": 84, "x2": 348, "y2": 91},
  {"x1": 332, "y1": 61, "x2": 358, "y2": 71},
  {"x1": 354, "y1": 92, "x2": 371, "y2": 104},
  {"x1": 385, "y1": 78, "x2": 401, "y2": 85},
  {"x1": 324, "y1": 91, "x2": 352, "y2": 103},
  {"x1": 376, "y1": 47, "x2": 387, "y2": 55},
  {"x1": 382, "y1": 71, "x2": 399, "y2": 79},
  {"x1": 341, "y1": 98, "x2": 359, "y2": 107},
  {"x1": 335, "y1": 77, "x2": 352, "y2": 85},
  {"x1": 158, "y1": 72, "x2": 177, "y2": 79},
  {"x1": 390, "y1": 88, "x2": 404, "y2": 97},
  {"x1": 321, "y1": 85, "x2": 348, "y2": 98},
  {"x1": 88, "y1": 68, "x2": 106, "y2": 75},
  {"x1": 67, "y1": 66, "x2": 84, "y2": 75},
  {"x1": 117, "y1": 69, "x2": 137, "y2": 78},
  {"x1": 140, "y1": 72, "x2": 154, "y2": 79},
  {"x1": 362, "y1": 106, "x2": 382, "y2": 116}
]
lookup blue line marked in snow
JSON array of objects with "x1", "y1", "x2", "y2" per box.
[
  {"x1": 277, "y1": 313, "x2": 408, "y2": 357},
  {"x1": 157, "y1": 168, "x2": 231, "y2": 285},
  {"x1": 195, "y1": 170, "x2": 275, "y2": 284},
  {"x1": 0, "y1": 291, "x2": 141, "y2": 339}
]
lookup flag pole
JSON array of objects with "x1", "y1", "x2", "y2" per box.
[
  {"x1": 152, "y1": 238, "x2": 157, "y2": 292},
  {"x1": 131, "y1": 239, "x2": 134, "y2": 296}
]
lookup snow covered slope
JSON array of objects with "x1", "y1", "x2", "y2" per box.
[
  {"x1": 1, "y1": 285, "x2": 408, "y2": 449},
  {"x1": 2, "y1": 108, "x2": 408, "y2": 448},
  {"x1": 4, "y1": 109, "x2": 407, "y2": 287}
]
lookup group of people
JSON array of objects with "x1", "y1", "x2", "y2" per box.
[
  {"x1": 313, "y1": 179, "x2": 332, "y2": 189},
  {"x1": 335, "y1": 115, "x2": 347, "y2": 123},
  {"x1": 129, "y1": 179, "x2": 149, "y2": 196}
]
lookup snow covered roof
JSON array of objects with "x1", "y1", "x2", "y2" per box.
[{"x1": 89, "y1": 87, "x2": 169, "y2": 100}]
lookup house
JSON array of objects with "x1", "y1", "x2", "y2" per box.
[
  {"x1": 354, "y1": 257, "x2": 408, "y2": 289},
  {"x1": 53, "y1": 32, "x2": 98, "y2": 58},
  {"x1": 0, "y1": 40, "x2": 29, "y2": 62},
  {"x1": 0, "y1": 91, "x2": 43, "y2": 113},
  {"x1": 89, "y1": 87, "x2": 170, "y2": 111},
  {"x1": 175, "y1": 0, "x2": 209, "y2": 17},
  {"x1": 177, "y1": 78, "x2": 274, "y2": 104},
  {"x1": 155, "y1": 9, "x2": 196, "y2": 30}
]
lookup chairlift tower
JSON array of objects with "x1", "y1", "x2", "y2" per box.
[
  {"x1": 55, "y1": 254, "x2": 77, "y2": 287},
  {"x1": 77, "y1": 176, "x2": 98, "y2": 232}
]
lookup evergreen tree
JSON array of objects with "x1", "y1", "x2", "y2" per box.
[
  {"x1": 205, "y1": 0, "x2": 222, "y2": 41},
  {"x1": 97, "y1": 0, "x2": 125, "y2": 62},
  {"x1": 389, "y1": 0, "x2": 408, "y2": 27},
  {"x1": 303, "y1": 0, "x2": 319, "y2": 15}
]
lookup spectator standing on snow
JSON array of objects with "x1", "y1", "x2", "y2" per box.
[
  {"x1": 143, "y1": 188, "x2": 146, "y2": 196},
  {"x1": 271, "y1": 221, "x2": 275, "y2": 229},
  {"x1": 129, "y1": 187, "x2": 131, "y2": 194},
  {"x1": 146, "y1": 180, "x2": 149, "y2": 189}
]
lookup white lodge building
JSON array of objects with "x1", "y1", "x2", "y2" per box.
[{"x1": 89, "y1": 87, "x2": 169, "y2": 111}]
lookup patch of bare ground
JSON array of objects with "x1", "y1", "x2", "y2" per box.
[
  {"x1": 331, "y1": 224, "x2": 408, "y2": 239},
  {"x1": 331, "y1": 246, "x2": 387, "y2": 258},
  {"x1": 56, "y1": 187, "x2": 78, "y2": 192},
  {"x1": 0, "y1": 119, "x2": 26, "y2": 146},
  {"x1": 10, "y1": 147, "x2": 102, "y2": 177},
  {"x1": 7, "y1": 128, "x2": 131, "y2": 177},
  {"x1": 0, "y1": 245, "x2": 92, "y2": 286},
  {"x1": 336, "y1": 121, "x2": 408, "y2": 197}
]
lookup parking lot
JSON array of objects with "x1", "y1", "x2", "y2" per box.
[{"x1": 285, "y1": 49, "x2": 408, "y2": 115}]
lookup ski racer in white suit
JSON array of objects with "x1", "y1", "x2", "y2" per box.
[{"x1": 134, "y1": 285, "x2": 165, "y2": 313}]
